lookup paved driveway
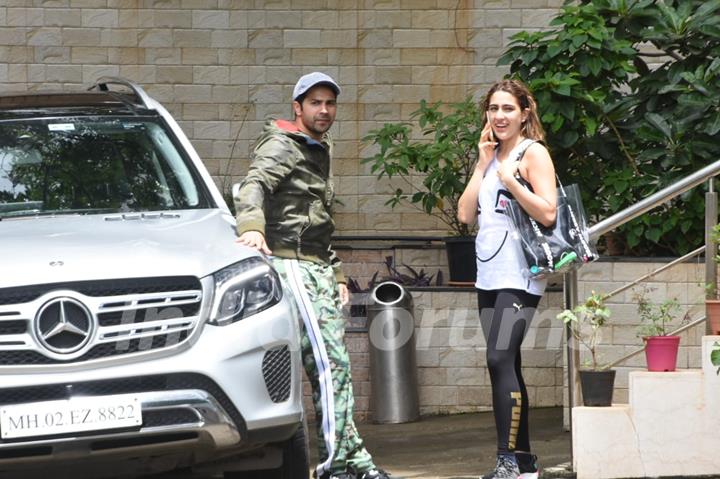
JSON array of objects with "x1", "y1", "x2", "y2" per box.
[
  {"x1": 145, "y1": 407, "x2": 571, "y2": 479},
  {"x1": 309, "y1": 407, "x2": 571, "y2": 479}
]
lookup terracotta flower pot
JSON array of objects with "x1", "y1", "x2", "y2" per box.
[
  {"x1": 705, "y1": 299, "x2": 720, "y2": 335},
  {"x1": 644, "y1": 335, "x2": 681, "y2": 372}
]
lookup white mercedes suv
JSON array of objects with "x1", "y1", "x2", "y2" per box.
[{"x1": 0, "y1": 78, "x2": 307, "y2": 478}]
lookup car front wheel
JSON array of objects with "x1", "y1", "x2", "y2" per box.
[{"x1": 224, "y1": 424, "x2": 309, "y2": 479}]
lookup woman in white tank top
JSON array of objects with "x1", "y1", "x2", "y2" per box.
[{"x1": 457, "y1": 79, "x2": 557, "y2": 479}]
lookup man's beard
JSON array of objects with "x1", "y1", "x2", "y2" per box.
[{"x1": 309, "y1": 117, "x2": 332, "y2": 135}]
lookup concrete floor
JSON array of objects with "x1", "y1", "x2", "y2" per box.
[
  {"x1": 146, "y1": 407, "x2": 571, "y2": 479},
  {"x1": 309, "y1": 407, "x2": 572, "y2": 479}
]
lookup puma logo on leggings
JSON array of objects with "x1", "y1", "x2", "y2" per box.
[{"x1": 508, "y1": 391, "x2": 523, "y2": 450}]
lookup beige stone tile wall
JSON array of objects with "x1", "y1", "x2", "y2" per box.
[
  {"x1": 576, "y1": 260, "x2": 708, "y2": 405},
  {"x1": 8, "y1": 1, "x2": 700, "y2": 422},
  {"x1": 312, "y1": 257, "x2": 709, "y2": 422},
  {"x1": 336, "y1": 245, "x2": 449, "y2": 289},
  {"x1": 0, "y1": 0, "x2": 563, "y2": 235},
  {"x1": 304, "y1": 286, "x2": 565, "y2": 422},
  {"x1": 410, "y1": 288, "x2": 565, "y2": 416}
]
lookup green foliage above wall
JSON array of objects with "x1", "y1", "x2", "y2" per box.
[
  {"x1": 499, "y1": 0, "x2": 720, "y2": 255},
  {"x1": 362, "y1": 98, "x2": 482, "y2": 237}
]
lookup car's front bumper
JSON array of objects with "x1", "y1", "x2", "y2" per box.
[{"x1": 0, "y1": 295, "x2": 303, "y2": 471}]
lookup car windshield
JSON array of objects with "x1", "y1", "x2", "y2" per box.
[{"x1": 0, "y1": 117, "x2": 211, "y2": 218}]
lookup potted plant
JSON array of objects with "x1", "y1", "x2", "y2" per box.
[
  {"x1": 705, "y1": 224, "x2": 720, "y2": 335},
  {"x1": 632, "y1": 286, "x2": 687, "y2": 372},
  {"x1": 557, "y1": 291, "x2": 615, "y2": 406},
  {"x1": 703, "y1": 283, "x2": 720, "y2": 336},
  {"x1": 362, "y1": 98, "x2": 481, "y2": 285}
]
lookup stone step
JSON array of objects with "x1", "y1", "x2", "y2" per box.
[{"x1": 572, "y1": 335, "x2": 720, "y2": 479}]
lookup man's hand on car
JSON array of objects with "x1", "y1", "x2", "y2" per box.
[
  {"x1": 338, "y1": 283, "x2": 349, "y2": 306},
  {"x1": 236, "y1": 231, "x2": 272, "y2": 255}
]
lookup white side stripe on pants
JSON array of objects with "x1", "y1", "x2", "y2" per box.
[{"x1": 285, "y1": 259, "x2": 337, "y2": 478}]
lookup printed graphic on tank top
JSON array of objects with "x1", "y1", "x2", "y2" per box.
[{"x1": 475, "y1": 140, "x2": 546, "y2": 296}]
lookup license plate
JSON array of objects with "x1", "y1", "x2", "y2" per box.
[{"x1": 0, "y1": 394, "x2": 142, "y2": 439}]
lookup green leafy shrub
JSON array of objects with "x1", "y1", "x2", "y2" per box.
[
  {"x1": 500, "y1": 0, "x2": 720, "y2": 255},
  {"x1": 632, "y1": 285, "x2": 688, "y2": 336},
  {"x1": 557, "y1": 291, "x2": 612, "y2": 370},
  {"x1": 362, "y1": 98, "x2": 481, "y2": 237}
]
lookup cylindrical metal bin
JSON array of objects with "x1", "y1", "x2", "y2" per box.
[{"x1": 367, "y1": 281, "x2": 420, "y2": 423}]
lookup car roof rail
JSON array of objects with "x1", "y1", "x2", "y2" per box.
[{"x1": 89, "y1": 77, "x2": 153, "y2": 109}]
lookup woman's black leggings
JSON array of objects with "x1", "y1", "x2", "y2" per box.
[{"x1": 477, "y1": 288, "x2": 541, "y2": 455}]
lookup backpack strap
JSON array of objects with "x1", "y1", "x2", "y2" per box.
[{"x1": 513, "y1": 140, "x2": 566, "y2": 194}]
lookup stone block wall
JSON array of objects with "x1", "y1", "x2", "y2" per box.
[
  {"x1": 576, "y1": 259, "x2": 708, "y2": 404},
  {"x1": 0, "y1": 0, "x2": 563, "y2": 236},
  {"x1": 3, "y1": 1, "x2": 705, "y2": 422},
  {"x1": 301, "y1": 256, "x2": 709, "y2": 422},
  {"x1": 336, "y1": 243, "x2": 449, "y2": 290},
  {"x1": 303, "y1": 285, "x2": 565, "y2": 422}
]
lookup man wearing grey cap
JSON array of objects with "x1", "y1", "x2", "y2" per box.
[{"x1": 234, "y1": 73, "x2": 395, "y2": 479}]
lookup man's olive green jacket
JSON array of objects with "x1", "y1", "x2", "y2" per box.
[{"x1": 234, "y1": 119, "x2": 345, "y2": 283}]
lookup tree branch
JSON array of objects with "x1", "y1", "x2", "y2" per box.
[{"x1": 604, "y1": 114, "x2": 641, "y2": 175}]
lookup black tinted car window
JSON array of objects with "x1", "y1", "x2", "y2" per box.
[{"x1": 0, "y1": 118, "x2": 210, "y2": 217}]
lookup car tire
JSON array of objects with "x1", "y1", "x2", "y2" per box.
[
  {"x1": 224, "y1": 424, "x2": 309, "y2": 479},
  {"x1": 279, "y1": 422, "x2": 310, "y2": 479}
]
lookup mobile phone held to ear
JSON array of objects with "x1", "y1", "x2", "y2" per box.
[{"x1": 486, "y1": 112, "x2": 494, "y2": 142}]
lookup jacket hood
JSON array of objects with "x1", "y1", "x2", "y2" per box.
[
  {"x1": 0, "y1": 209, "x2": 256, "y2": 289},
  {"x1": 259, "y1": 119, "x2": 331, "y2": 146}
]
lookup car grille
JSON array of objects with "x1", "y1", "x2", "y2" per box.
[
  {"x1": 262, "y1": 345, "x2": 292, "y2": 403},
  {"x1": 0, "y1": 277, "x2": 201, "y2": 305},
  {"x1": 0, "y1": 373, "x2": 247, "y2": 440},
  {"x1": 0, "y1": 277, "x2": 202, "y2": 365}
]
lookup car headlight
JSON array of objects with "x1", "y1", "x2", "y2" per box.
[{"x1": 208, "y1": 257, "x2": 282, "y2": 326}]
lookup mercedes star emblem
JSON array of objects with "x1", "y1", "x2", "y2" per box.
[{"x1": 35, "y1": 297, "x2": 94, "y2": 354}]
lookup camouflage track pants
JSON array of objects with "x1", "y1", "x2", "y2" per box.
[{"x1": 271, "y1": 258, "x2": 375, "y2": 477}]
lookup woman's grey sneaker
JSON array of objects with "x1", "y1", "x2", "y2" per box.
[
  {"x1": 481, "y1": 454, "x2": 520, "y2": 479},
  {"x1": 516, "y1": 452, "x2": 539, "y2": 479}
]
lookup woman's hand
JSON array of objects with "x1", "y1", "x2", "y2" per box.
[
  {"x1": 476, "y1": 122, "x2": 497, "y2": 175},
  {"x1": 497, "y1": 159, "x2": 520, "y2": 186},
  {"x1": 458, "y1": 120, "x2": 497, "y2": 225}
]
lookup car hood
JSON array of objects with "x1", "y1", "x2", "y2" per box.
[{"x1": 0, "y1": 209, "x2": 253, "y2": 289}]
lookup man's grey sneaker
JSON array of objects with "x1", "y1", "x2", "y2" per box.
[
  {"x1": 319, "y1": 472, "x2": 355, "y2": 479},
  {"x1": 481, "y1": 454, "x2": 520, "y2": 479},
  {"x1": 516, "y1": 452, "x2": 539, "y2": 479},
  {"x1": 357, "y1": 469, "x2": 394, "y2": 479}
]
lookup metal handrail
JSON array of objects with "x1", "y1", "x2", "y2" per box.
[
  {"x1": 598, "y1": 247, "x2": 706, "y2": 369},
  {"x1": 565, "y1": 159, "x2": 720, "y2": 455},
  {"x1": 589, "y1": 158, "x2": 720, "y2": 239},
  {"x1": 603, "y1": 246, "x2": 704, "y2": 301}
]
